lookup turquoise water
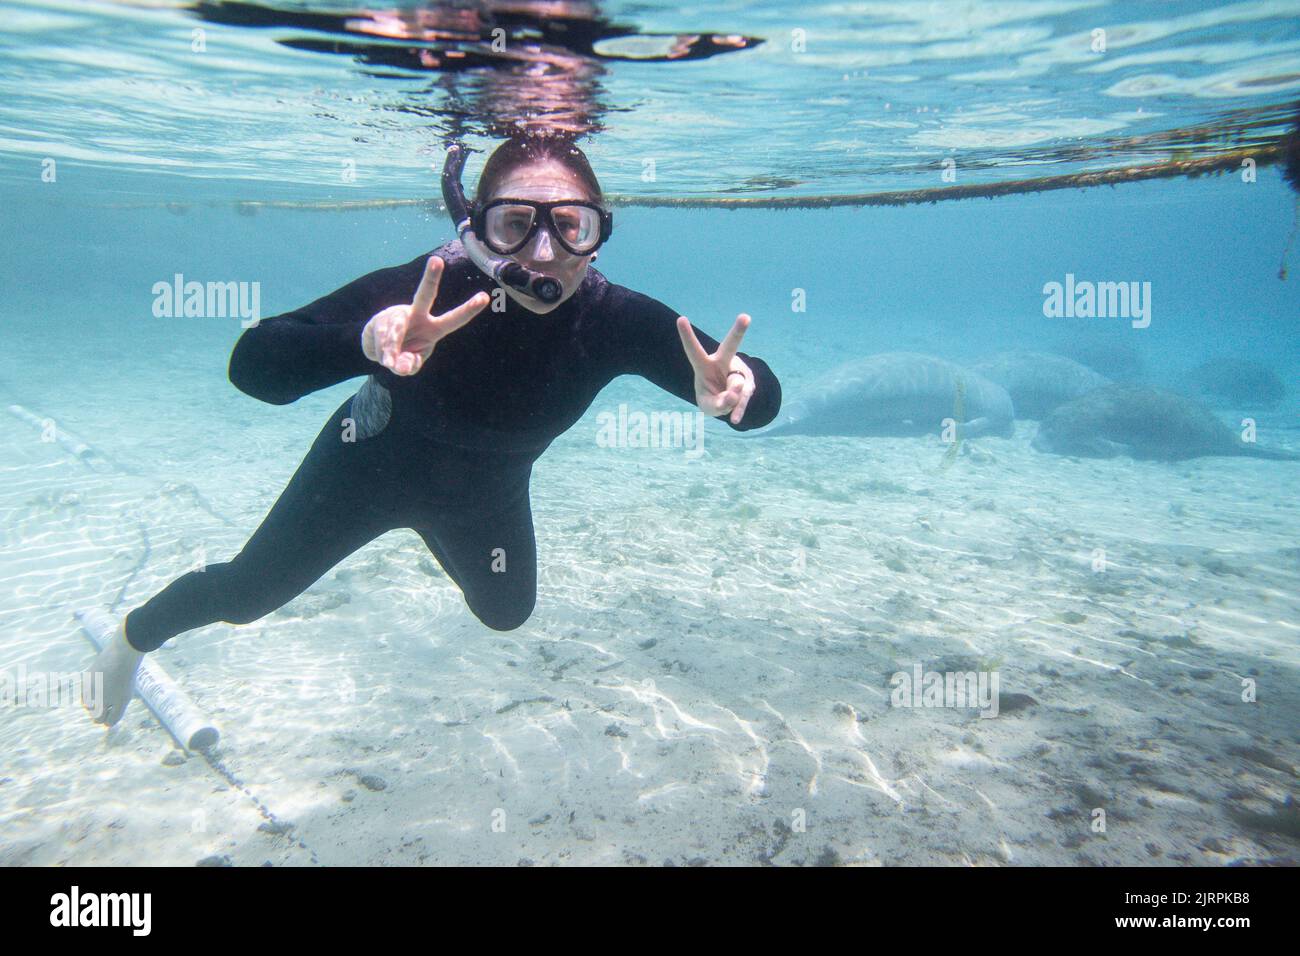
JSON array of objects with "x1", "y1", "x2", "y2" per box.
[
  {"x1": 4, "y1": 0, "x2": 1300, "y2": 198},
  {"x1": 1, "y1": 1, "x2": 1299, "y2": 866}
]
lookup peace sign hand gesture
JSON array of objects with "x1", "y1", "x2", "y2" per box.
[
  {"x1": 675, "y1": 313, "x2": 756, "y2": 426},
  {"x1": 362, "y1": 255, "x2": 490, "y2": 376}
]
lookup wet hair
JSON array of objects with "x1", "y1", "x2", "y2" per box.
[{"x1": 474, "y1": 134, "x2": 604, "y2": 207}]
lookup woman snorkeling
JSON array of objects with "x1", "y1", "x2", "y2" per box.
[{"x1": 86, "y1": 133, "x2": 781, "y2": 727}]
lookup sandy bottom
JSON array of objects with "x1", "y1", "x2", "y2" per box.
[{"x1": 1, "y1": 349, "x2": 1297, "y2": 867}]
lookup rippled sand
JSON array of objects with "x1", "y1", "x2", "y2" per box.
[{"x1": 2, "y1": 359, "x2": 1297, "y2": 867}]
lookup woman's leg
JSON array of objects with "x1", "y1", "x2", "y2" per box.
[
  {"x1": 123, "y1": 409, "x2": 393, "y2": 652},
  {"x1": 415, "y1": 485, "x2": 538, "y2": 632}
]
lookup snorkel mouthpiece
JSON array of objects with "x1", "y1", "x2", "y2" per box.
[
  {"x1": 514, "y1": 268, "x2": 563, "y2": 303},
  {"x1": 498, "y1": 262, "x2": 563, "y2": 304},
  {"x1": 441, "y1": 144, "x2": 564, "y2": 305}
]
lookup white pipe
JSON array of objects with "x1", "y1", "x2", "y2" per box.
[
  {"x1": 76, "y1": 608, "x2": 220, "y2": 751},
  {"x1": 7, "y1": 404, "x2": 114, "y2": 471}
]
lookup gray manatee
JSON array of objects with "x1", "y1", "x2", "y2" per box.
[
  {"x1": 762, "y1": 352, "x2": 1015, "y2": 439},
  {"x1": 1189, "y1": 357, "x2": 1287, "y2": 407},
  {"x1": 1032, "y1": 385, "x2": 1299, "y2": 461},
  {"x1": 1056, "y1": 340, "x2": 1146, "y2": 382},
  {"x1": 970, "y1": 350, "x2": 1111, "y2": 419}
]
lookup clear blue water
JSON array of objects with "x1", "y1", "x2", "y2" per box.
[
  {"x1": 4, "y1": 0, "x2": 1299, "y2": 199},
  {"x1": 1, "y1": 1, "x2": 1298, "y2": 867}
]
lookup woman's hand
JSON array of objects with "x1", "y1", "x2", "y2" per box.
[
  {"x1": 362, "y1": 255, "x2": 490, "y2": 376},
  {"x1": 675, "y1": 313, "x2": 756, "y2": 425}
]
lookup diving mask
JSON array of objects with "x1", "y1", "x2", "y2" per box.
[{"x1": 475, "y1": 198, "x2": 612, "y2": 257}]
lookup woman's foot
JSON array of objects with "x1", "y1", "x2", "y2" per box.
[{"x1": 84, "y1": 617, "x2": 144, "y2": 727}]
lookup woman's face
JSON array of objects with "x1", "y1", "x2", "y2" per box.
[{"x1": 484, "y1": 160, "x2": 599, "y2": 314}]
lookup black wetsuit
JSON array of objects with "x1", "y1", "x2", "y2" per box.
[{"x1": 124, "y1": 240, "x2": 781, "y2": 652}]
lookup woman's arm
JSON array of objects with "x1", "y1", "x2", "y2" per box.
[
  {"x1": 228, "y1": 252, "x2": 434, "y2": 405},
  {"x1": 604, "y1": 284, "x2": 781, "y2": 430}
]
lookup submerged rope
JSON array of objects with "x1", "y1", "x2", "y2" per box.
[
  {"x1": 197, "y1": 750, "x2": 322, "y2": 866},
  {"x1": 94, "y1": 142, "x2": 1288, "y2": 213},
  {"x1": 6, "y1": 399, "x2": 323, "y2": 866},
  {"x1": 1279, "y1": 197, "x2": 1299, "y2": 281},
  {"x1": 109, "y1": 524, "x2": 151, "y2": 616},
  {"x1": 939, "y1": 377, "x2": 967, "y2": 471},
  {"x1": 610, "y1": 144, "x2": 1288, "y2": 210}
]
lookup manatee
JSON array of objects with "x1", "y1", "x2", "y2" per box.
[
  {"x1": 969, "y1": 350, "x2": 1111, "y2": 419},
  {"x1": 1189, "y1": 358, "x2": 1287, "y2": 407},
  {"x1": 1057, "y1": 340, "x2": 1145, "y2": 382},
  {"x1": 762, "y1": 352, "x2": 1015, "y2": 439},
  {"x1": 1032, "y1": 385, "x2": 1299, "y2": 461}
]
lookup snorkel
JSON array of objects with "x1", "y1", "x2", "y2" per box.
[{"x1": 441, "y1": 144, "x2": 564, "y2": 304}]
